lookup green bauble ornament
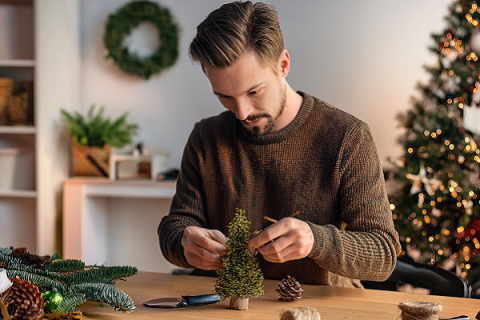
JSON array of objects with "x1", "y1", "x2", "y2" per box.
[{"x1": 42, "y1": 290, "x2": 63, "y2": 312}]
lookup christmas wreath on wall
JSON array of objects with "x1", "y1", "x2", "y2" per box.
[{"x1": 104, "y1": 0, "x2": 179, "y2": 79}]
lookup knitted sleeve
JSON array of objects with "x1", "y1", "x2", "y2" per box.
[
  {"x1": 158, "y1": 124, "x2": 206, "y2": 268},
  {"x1": 307, "y1": 121, "x2": 402, "y2": 281}
]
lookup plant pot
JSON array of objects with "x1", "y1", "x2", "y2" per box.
[
  {"x1": 229, "y1": 296, "x2": 249, "y2": 310},
  {"x1": 71, "y1": 139, "x2": 110, "y2": 177}
]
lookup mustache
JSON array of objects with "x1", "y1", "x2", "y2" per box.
[{"x1": 244, "y1": 113, "x2": 271, "y2": 122}]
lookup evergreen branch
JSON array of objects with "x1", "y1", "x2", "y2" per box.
[
  {"x1": 71, "y1": 283, "x2": 135, "y2": 312},
  {"x1": 45, "y1": 260, "x2": 86, "y2": 273},
  {"x1": 63, "y1": 266, "x2": 137, "y2": 285},
  {"x1": 6, "y1": 270, "x2": 67, "y2": 294},
  {"x1": 55, "y1": 293, "x2": 87, "y2": 314}
]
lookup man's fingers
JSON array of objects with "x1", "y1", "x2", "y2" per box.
[
  {"x1": 255, "y1": 236, "x2": 289, "y2": 256},
  {"x1": 249, "y1": 219, "x2": 292, "y2": 248},
  {"x1": 181, "y1": 226, "x2": 228, "y2": 270},
  {"x1": 183, "y1": 240, "x2": 223, "y2": 269},
  {"x1": 206, "y1": 230, "x2": 228, "y2": 248}
]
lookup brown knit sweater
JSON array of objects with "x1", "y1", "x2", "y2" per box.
[{"x1": 158, "y1": 92, "x2": 401, "y2": 286}]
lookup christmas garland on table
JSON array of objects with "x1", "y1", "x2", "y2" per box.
[
  {"x1": 0, "y1": 247, "x2": 137, "y2": 314},
  {"x1": 104, "y1": 0, "x2": 180, "y2": 79}
]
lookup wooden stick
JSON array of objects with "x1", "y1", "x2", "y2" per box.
[
  {"x1": 263, "y1": 216, "x2": 278, "y2": 224},
  {"x1": 263, "y1": 211, "x2": 302, "y2": 224}
]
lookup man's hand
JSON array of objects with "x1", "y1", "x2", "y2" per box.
[
  {"x1": 249, "y1": 218, "x2": 314, "y2": 263},
  {"x1": 181, "y1": 226, "x2": 228, "y2": 270}
]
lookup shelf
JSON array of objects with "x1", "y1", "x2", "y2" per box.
[
  {"x1": 64, "y1": 177, "x2": 176, "y2": 198},
  {"x1": 0, "y1": 126, "x2": 36, "y2": 134},
  {"x1": 0, "y1": 60, "x2": 35, "y2": 67},
  {"x1": 0, "y1": 189, "x2": 37, "y2": 198},
  {"x1": 0, "y1": 0, "x2": 32, "y2": 5}
]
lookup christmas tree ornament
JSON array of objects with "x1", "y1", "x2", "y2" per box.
[
  {"x1": 464, "y1": 105, "x2": 480, "y2": 134},
  {"x1": 276, "y1": 276, "x2": 303, "y2": 301},
  {"x1": 0, "y1": 277, "x2": 43, "y2": 320},
  {"x1": 214, "y1": 209, "x2": 264, "y2": 310},
  {"x1": 465, "y1": 200, "x2": 474, "y2": 215},
  {"x1": 418, "y1": 193, "x2": 425, "y2": 208},
  {"x1": 41, "y1": 291, "x2": 63, "y2": 313},
  {"x1": 470, "y1": 29, "x2": 480, "y2": 55},
  {"x1": 406, "y1": 163, "x2": 442, "y2": 196}
]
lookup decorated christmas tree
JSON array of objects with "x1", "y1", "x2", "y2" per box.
[
  {"x1": 214, "y1": 209, "x2": 264, "y2": 310},
  {"x1": 389, "y1": 0, "x2": 480, "y2": 284}
]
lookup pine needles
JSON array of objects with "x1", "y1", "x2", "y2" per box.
[{"x1": 0, "y1": 247, "x2": 137, "y2": 313}]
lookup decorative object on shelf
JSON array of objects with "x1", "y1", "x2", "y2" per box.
[
  {"x1": 276, "y1": 276, "x2": 303, "y2": 301},
  {"x1": 214, "y1": 209, "x2": 264, "y2": 310},
  {"x1": 156, "y1": 168, "x2": 179, "y2": 181},
  {"x1": 60, "y1": 105, "x2": 138, "y2": 177},
  {"x1": 0, "y1": 78, "x2": 14, "y2": 125},
  {"x1": 279, "y1": 307, "x2": 321, "y2": 320},
  {"x1": 398, "y1": 300, "x2": 442, "y2": 320},
  {"x1": 109, "y1": 143, "x2": 170, "y2": 181},
  {"x1": 0, "y1": 78, "x2": 34, "y2": 126},
  {"x1": 104, "y1": 0, "x2": 179, "y2": 79},
  {"x1": 0, "y1": 247, "x2": 137, "y2": 313},
  {"x1": 0, "y1": 276, "x2": 44, "y2": 320}
]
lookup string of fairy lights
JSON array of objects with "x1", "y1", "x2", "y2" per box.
[{"x1": 391, "y1": 1, "x2": 480, "y2": 278}]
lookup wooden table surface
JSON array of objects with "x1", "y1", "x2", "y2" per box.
[{"x1": 80, "y1": 272, "x2": 479, "y2": 319}]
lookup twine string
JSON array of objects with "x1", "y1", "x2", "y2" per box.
[{"x1": 398, "y1": 300, "x2": 442, "y2": 320}]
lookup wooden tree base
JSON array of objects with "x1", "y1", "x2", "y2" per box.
[{"x1": 229, "y1": 296, "x2": 249, "y2": 310}]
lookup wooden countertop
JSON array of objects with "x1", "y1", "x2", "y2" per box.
[{"x1": 79, "y1": 272, "x2": 479, "y2": 319}]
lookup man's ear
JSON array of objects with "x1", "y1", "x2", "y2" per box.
[{"x1": 277, "y1": 49, "x2": 290, "y2": 78}]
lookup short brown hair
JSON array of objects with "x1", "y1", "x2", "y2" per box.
[{"x1": 188, "y1": 1, "x2": 284, "y2": 70}]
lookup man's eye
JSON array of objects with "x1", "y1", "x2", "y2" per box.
[{"x1": 248, "y1": 90, "x2": 258, "y2": 95}]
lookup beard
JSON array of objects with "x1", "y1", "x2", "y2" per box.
[{"x1": 242, "y1": 88, "x2": 286, "y2": 136}]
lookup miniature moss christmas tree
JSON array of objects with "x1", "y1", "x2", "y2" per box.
[{"x1": 214, "y1": 209, "x2": 264, "y2": 310}]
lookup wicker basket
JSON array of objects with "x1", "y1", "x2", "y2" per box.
[
  {"x1": 71, "y1": 139, "x2": 110, "y2": 177},
  {"x1": 0, "y1": 78, "x2": 14, "y2": 125},
  {"x1": 8, "y1": 92, "x2": 29, "y2": 125}
]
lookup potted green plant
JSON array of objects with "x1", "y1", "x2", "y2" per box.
[{"x1": 61, "y1": 105, "x2": 138, "y2": 177}]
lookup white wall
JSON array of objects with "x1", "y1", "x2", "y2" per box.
[{"x1": 80, "y1": 0, "x2": 452, "y2": 169}]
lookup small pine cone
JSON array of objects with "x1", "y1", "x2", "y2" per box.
[
  {"x1": 276, "y1": 275, "x2": 303, "y2": 301},
  {"x1": 12, "y1": 248, "x2": 51, "y2": 268},
  {"x1": 0, "y1": 277, "x2": 43, "y2": 320}
]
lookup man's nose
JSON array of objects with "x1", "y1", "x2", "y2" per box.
[{"x1": 234, "y1": 98, "x2": 253, "y2": 121}]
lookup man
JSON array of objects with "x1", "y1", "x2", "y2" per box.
[{"x1": 158, "y1": 1, "x2": 401, "y2": 286}]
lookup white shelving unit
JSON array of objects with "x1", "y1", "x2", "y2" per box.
[
  {"x1": 0, "y1": 0, "x2": 37, "y2": 251},
  {"x1": 0, "y1": 0, "x2": 81, "y2": 256}
]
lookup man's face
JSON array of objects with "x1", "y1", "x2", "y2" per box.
[{"x1": 204, "y1": 51, "x2": 287, "y2": 135}]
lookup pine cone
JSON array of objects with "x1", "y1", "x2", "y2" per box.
[
  {"x1": 12, "y1": 248, "x2": 51, "y2": 268},
  {"x1": 276, "y1": 275, "x2": 303, "y2": 301},
  {"x1": 0, "y1": 277, "x2": 43, "y2": 320}
]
